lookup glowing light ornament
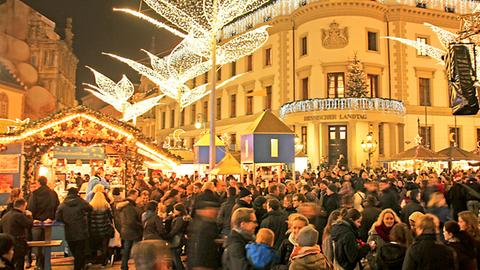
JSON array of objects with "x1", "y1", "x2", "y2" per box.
[{"x1": 83, "y1": 67, "x2": 164, "y2": 124}]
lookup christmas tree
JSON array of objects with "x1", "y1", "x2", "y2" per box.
[{"x1": 345, "y1": 54, "x2": 369, "y2": 98}]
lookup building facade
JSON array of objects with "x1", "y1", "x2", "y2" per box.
[{"x1": 139, "y1": 0, "x2": 480, "y2": 168}]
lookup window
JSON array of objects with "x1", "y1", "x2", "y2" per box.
[
  {"x1": 191, "y1": 104, "x2": 196, "y2": 125},
  {"x1": 378, "y1": 123, "x2": 384, "y2": 155},
  {"x1": 265, "y1": 86, "x2": 272, "y2": 110},
  {"x1": 216, "y1": 98, "x2": 222, "y2": 120},
  {"x1": 216, "y1": 67, "x2": 221, "y2": 81},
  {"x1": 192, "y1": 77, "x2": 197, "y2": 88},
  {"x1": 449, "y1": 127, "x2": 460, "y2": 147},
  {"x1": 230, "y1": 133, "x2": 236, "y2": 151},
  {"x1": 367, "y1": 31, "x2": 378, "y2": 51},
  {"x1": 0, "y1": 93, "x2": 8, "y2": 119},
  {"x1": 231, "y1": 61, "x2": 236, "y2": 77},
  {"x1": 420, "y1": 126, "x2": 432, "y2": 149},
  {"x1": 170, "y1": 109, "x2": 175, "y2": 128},
  {"x1": 230, "y1": 94, "x2": 237, "y2": 117},
  {"x1": 246, "y1": 91, "x2": 254, "y2": 115},
  {"x1": 203, "y1": 101, "x2": 208, "y2": 117},
  {"x1": 300, "y1": 36, "x2": 308, "y2": 56},
  {"x1": 301, "y1": 77, "x2": 309, "y2": 100},
  {"x1": 416, "y1": 37, "x2": 428, "y2": 56},
  {"x1": 476, "y1": 128, "x2": 480, "y2": 145},
  {"x1": 368, "y1": 74, "x2": 379, "y2": 97},
  {"x1": 204, "y1": 72, "x2": 208, "y2": 84},
  {"x1": 419, "y1": 78, "x2": 431, "y2": 106},
  {"x1": 180, "y1": 109, "x2": 185, "y2": 126},
  {"x1": 416, "y1": 1, "x2": 427, "y2": 8},
  {"x1": 265, "y1": 48, "x2": 272, "y2": 66},
  {"x1": 301, "y1": 126, "x2": 307, "y2": 154},
  {"x1": 246, "y1": 55, "x2": 253, "y2": 71},
  {"x1": 161, "y1": 111, "x2": 166, "y2": 129},
  {"x1": 327, "y1": 73, "x2": 345, "y2": 98}
]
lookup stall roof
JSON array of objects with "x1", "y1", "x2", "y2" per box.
[
  {"x1": 437, "y1": 146, "x2": 480, "y2": 161},
  {"x1": 210, "y1": 152, "x2": 242, "y2": 175},
  {"x1": 194, "y1": 132, "x2": 225, "y2": 147},
  {"x1": 0, "y1": 106, "x2": 181, "y2": 168},
  {"x1": 244, "y1": 110, "x2": 294, "y2": 134},
  {"x1": 385, "y1": 145, "x2": 448, "y2": 161}
]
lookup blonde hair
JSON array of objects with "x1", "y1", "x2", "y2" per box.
[
  {"x1": 372, "y1": 208, "x2": 402, "y2": 229},
  {"x1": 256, "y1": 228, "x2": 275, "y2": 247},
  {"x1": 202, "y1": 181, "x2": 215, "y2": 192},
  {"x1": 287, "y1": 213, "x2": 309, "y2": 227},
  {"x1": 90, "y1": 191, "x2": 110, "y2": 211}
]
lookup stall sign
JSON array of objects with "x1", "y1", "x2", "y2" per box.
[
  {"x1": 0, "y1": 155, "x2": 19, "y2": 173},
  {"x1": 0, "y1": 174, "x2": 13, "y2": 193},
  {"x1": 53, "y1": 146, "x2": 105, "y2": 160}
]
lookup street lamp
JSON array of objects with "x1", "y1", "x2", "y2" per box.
[
  {"x1": 361, "y1": 126, "x2": 377, "y2": 169},
  {"x1": 195, "y1": 113, "x2": 206, "y2": 132}
]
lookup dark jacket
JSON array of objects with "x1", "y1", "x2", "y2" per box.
[
  {"x1": 359, "y1": 206, "x2": 382, "y2": 241},
  {"x1": 116, "y1": 199, "x2": 143, "y2": 241},
  {"x1": 447, "y1": 183, "x2": 468, "y2": 220},
  {"x1": 166, "y1": 214, "x2": 190, "y2": 248},
  {"x1": 278, "y1": 234, "x2": 295, "y2": 265},
  {"x1": 376, "y1": 242, "x2": 406, "y2": 270},
  {"x1": 446, "y1": 236, "x2": 477, "y2": 270},
  {"x1": 0, "y1": 257, "x2": 14, "y2": 270},
  {"x1": 380, "y1": 186, "x2": 400, "y2": 214},
  {"x1": 218, "y1": 197, "x2": 236, "y2": 235},
  {"x1": 330, "y1": 220, "x2": 369, "y2": 270},
  {"x1": 150, "y1": 188, "x2": 164, "y2": 202},
  {"x1": 323, "y1": 193, "x2": 340, "y2": 216},
  {"x1": 232, "y1": 199, "x2": 253, "y2": 213},
  {"x1": 260, "y1": 210, "x2": 288, "y2": 250},
  {"x1": 28, "y1": 185, "x2": 60, "y2": 221},
  {"x1": 401, "y1": 201, "x2": 424, "y2": 224},
  {"x1": 56, "y1": 194, "x2": 93, "y2": 241},
  {"x1": 223, "y1": 229, "x2": 254, "y2": 270},
  {"x1": 187, "y1": 216, "x2": 221, "y2": 269},
  {"x1": 143, "y1": 215, "x2": 167, "y2": 240},
  {"x1": 193, "y1": 190, "x2": 220, "y2": 211},
  {"x1": 0, "y1": 208, "x2": 33, "y2": 240},
  {"x1": 401, "y1": 234, "x2": 457, "y2": 270},
  {"x1": 89, "y1": 208, "x2": 113, "y2": 238}
]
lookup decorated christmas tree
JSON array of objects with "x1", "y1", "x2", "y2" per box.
[{"x1": 345, "y1": 54, "x2": 369, "y2": 98}]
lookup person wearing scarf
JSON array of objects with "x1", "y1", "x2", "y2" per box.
[{"x1": 289, "y1": 226, "x2": 328, "y2": 270}]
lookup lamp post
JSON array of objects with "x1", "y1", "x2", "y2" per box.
[
  {"x1": 195, "y1": 113, "x2": 207, "y2": 134},
  {"x1": 361, "y1": 126, "x2": 377, "y2": 169}
]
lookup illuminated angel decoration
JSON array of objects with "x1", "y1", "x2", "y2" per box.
[{"x1": 84, "y1": 67, "x2": 164, "y2": 123}]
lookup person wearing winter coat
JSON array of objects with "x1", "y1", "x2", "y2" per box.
[
  {"x1": 402, "y1": 215, "x2": 457, "y2": 270},
  {"x1": 376, "y1": 223, "x2": 412, "y2": 270},
  {"x1": 232, "y1": 188, "x2": 254, "y2": 213},
  {"x1": 443, "y1": 221, "x2": 477, "y2": 270},
  {"x1": 187, "y1": 201, "x2": 221, "y2": 270},
  {"x1": 0, "y1": 199, "x2": 33, "y2": 270},
  {"x1": 401, "y1": 189, "x2": 424, "y2": 224},
  {"x1": 359, "y1": 195, "x2": 382, "y2": 241},
  {"x1": 89, "y1": 191, "x2": 114, "y2": 266},
  {"x1": 56, "y1": 187, "x2": 93, "y2": 270},
  {"x1": 379, "y1": 180, "x2": 400, "y2": 214},
  {"x1": 166, "y1": 203, "x2": 190, "y2": 270},
  {"x1": 278, "y1": 214, "x2": 309, "y2": 266},
  {"x1": 289, "y1": 226, "x2": 327, "y2": 270},
  {"x1": 425, "y1": 192, "x2": 451, "y2": 230},
  {"x1": 367, "y1": 209, "x2": 402, "y2": 269},
  {"x1": 143, "y1": 202, "x2": 167, "y2": 241},
  {"x1": 246, "y1": 228, "x2": 279, "y2": 270},
  {"x1": 217, "y1": 187, "x2": 237, "y2": 236},
  {"x1": 117, "y1": 189, "x2": 143, "y2": 270},
  {"x1": 223, "y1": 207, "x2": 258, "y2": 270},
  {"x1": 260, "y1": 199, "x2": 288, "y2": 250},
  {"x1": 330, "y1": 209, "x2": 370, "y2": 270},
  {"x1": 0, "y1": 234, "x2": 15, "y2": 270}
]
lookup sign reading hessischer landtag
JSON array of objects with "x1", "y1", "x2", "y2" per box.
[
  {"x1": 53, "y1": 146, "x2": 105, "y2": 160},
  {"x1": 304, "y1": 113, "x2": 368, "y2": 121}
]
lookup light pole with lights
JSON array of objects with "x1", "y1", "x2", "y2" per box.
[{"x1": 361, "y1": 125, "x2": 377, "y2": 169}]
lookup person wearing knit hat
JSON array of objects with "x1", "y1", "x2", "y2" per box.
[
  {"x1": 232, "y1": 187, "x2": 253, "y2": 212},
  {"x1": 327, "y1": 184, "x2": 338, "y2": 194},
  {"x1": 289, "y1": 226, "x2": 327, "y2": 270}
]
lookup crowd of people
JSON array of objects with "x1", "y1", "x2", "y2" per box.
[{"x1": 0, "y1": 165, "x2": 479, "y2": 270}]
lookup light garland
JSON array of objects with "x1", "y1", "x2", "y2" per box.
[
  {"x1": 279, "y1": 98, "x2": 406, "y2": 118},
  {"x1": 84, "y1": 67, "x2": 164, "y2": 122}
]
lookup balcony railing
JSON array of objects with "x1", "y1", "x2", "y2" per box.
[{"x1": 279, "y1": 98, "x2": 406, "y2": 118}]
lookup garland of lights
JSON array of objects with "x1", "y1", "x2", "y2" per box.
[{"x1": 279, "y1": 98, "x2": 406, "y2": 118}]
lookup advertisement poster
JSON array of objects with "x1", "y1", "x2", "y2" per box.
[
  {"x1": 0, "y1": 174, "x2": 13, "y2": 193},
  {"x1": 0, "y1": 155, "x2": 19, "y2": 173}
]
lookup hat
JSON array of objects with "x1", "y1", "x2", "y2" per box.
[
  {"x1": 196, "y1": 200, "x2": 219, "y2": 210},
  {"x1": 296, "y1": 226, "x2": 319, "y2": 247},
  {"x1": 239, "y1": 187, "x2": 252, "y2": 198},
  {"x1": 408, "y1": 211, "x2": 425, "y2": 223},
  {"x1": 327, "y1": 184, "x2": 338, "y2": 193}
]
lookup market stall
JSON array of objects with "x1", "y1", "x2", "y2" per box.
[
  {"x1": 437, "y1": 146, "x2": 480, "y2": 170},
  {"x1": 210, "y1": 152, "x2": 242, "y2": 179},
  {"x1": 383, "y1": 145, "x2": 448, "y2": 173},
  {"x1": 0, "y1": 106, "x2": 180, "y2": 198}
]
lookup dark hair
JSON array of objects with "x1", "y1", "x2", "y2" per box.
[
  {"x1": 132, "y1": 240, "x2": 171, "y2": 270},
  {"x1": 112, "y1": 187, "x2": 121, "y2": 196},
  {"x1": 409, "y1": 189, "x2": 420, "y2": 202},
  {"x1": 13, "y1": 198, "x2": 26, "y2": 208},
  {"x1": 37, "y1": 176, "x2": 47, "y2": 186},
  {"x1": 268, "y1": 184, "x2": 278, "y2": 194},
  {"x1": 127, "y1": 189, "x2": 139, "y2": 197},
  {"x1": 389, "y1": 223, "x2": 413, "y2": 247},
  {"x1": 0, "y1": 234, "x2": 14, "y2": 256},
  {"x1": 364, "y1": 195, "x2": 378, "y2": 207},
  {"x1": 228, "y1": 187, "x2": 237, "y2": 198},
  {"x1": 173, "y1": 203, "x2": 187, "y2": 215},
  {"x1": 343, "y1": 208, "x2": 362, "y2": 222},
  {"x1": 444, "y1": 220, "x2": 476, "y2": 248},
  {"x1": 293, "y1": 193, "x2": 307, "y2": 203},
  {"x1": 323, "y1": 210, "x2": 341, "y2": 242},
  {"x1": 267, "y1": 199, "x2": 280, "y2": 211},
  {"x1": 146, "y1": 201, "x2": 158, "y2": 212}
]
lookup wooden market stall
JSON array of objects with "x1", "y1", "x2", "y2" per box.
[
  {"x1": 384, "y1": 145, "x2": 448, "y2": 172},
  {"x1": 437, "y1": 146, "x2": 480, "y2": 170}
]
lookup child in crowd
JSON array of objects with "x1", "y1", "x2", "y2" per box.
[
  {"x1": 289, "y1": 226, "x2": 328, "y2": 270},
  {"x1": 246, "y1": 228, "x2": 279, "y2": 269}
]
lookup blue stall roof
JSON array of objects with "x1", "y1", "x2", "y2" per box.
[{"x1": 245, "y1": 110, "x2": 294, "y2": 134}]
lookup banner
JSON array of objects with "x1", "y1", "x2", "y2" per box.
[
  {"x1": 0, "y1": 155, "x2": 19, "y2": 173},
  {"x1": 53, "y1": 146, "x2": 105, "y2": 160}
]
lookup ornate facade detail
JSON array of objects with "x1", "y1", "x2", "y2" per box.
[{"x1": 322, "y1": 21, "x2": 349, "y2": 49}]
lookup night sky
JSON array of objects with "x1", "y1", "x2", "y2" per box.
[{"x1": 21, "y1": 0, "x2": 181, "y2": 101}]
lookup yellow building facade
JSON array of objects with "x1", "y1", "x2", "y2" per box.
[{"x1": 145, "y1": 0, "x2": 480, "y2": 169}]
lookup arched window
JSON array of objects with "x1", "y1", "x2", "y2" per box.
[{"x1": 0, "y1": 93, "x2": 9, "y2": 119}]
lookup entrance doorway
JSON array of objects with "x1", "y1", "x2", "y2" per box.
[{"x1": 328, "y1": 125, "x2": 348, "y2": 167}]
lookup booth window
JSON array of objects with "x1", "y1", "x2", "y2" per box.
[
  {"x1": 0, "y1": 93, "x2": 8, "y2": 119},
  {"x1": 216, "y1": 98, "x2": 222, "y2": 120},
  {"x1": 449, "y1": 127, "x2": 460, "y2": 147},
  {"x1": 265, "y1": 86, "x2": 272, "y2": 110},
  {"x1": 419, "y1": 78, "x2": 431, "y2": 106},
  {"x1": 327, "y1": 73, "x2": 345, "y2": 98},
  {"x1": 230, "y1": 94, "x2": 237, "y2": 118},
  {"x1": 271, "y1": 138, "x2": 279, "y2": 158},
  {"x1": 191, "y1": 104, "x2": 196, "y2": 125}
]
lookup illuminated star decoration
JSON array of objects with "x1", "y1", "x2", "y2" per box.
[
  {"x1": 384, "y1": 22, "x2": 480, "y2": 79},
  {"x1": 83, "y1": 67, "x2": 164, "y2": 123},
  {"x1": 110, "y1": 0, "x2": 270, "y2": 108}
]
